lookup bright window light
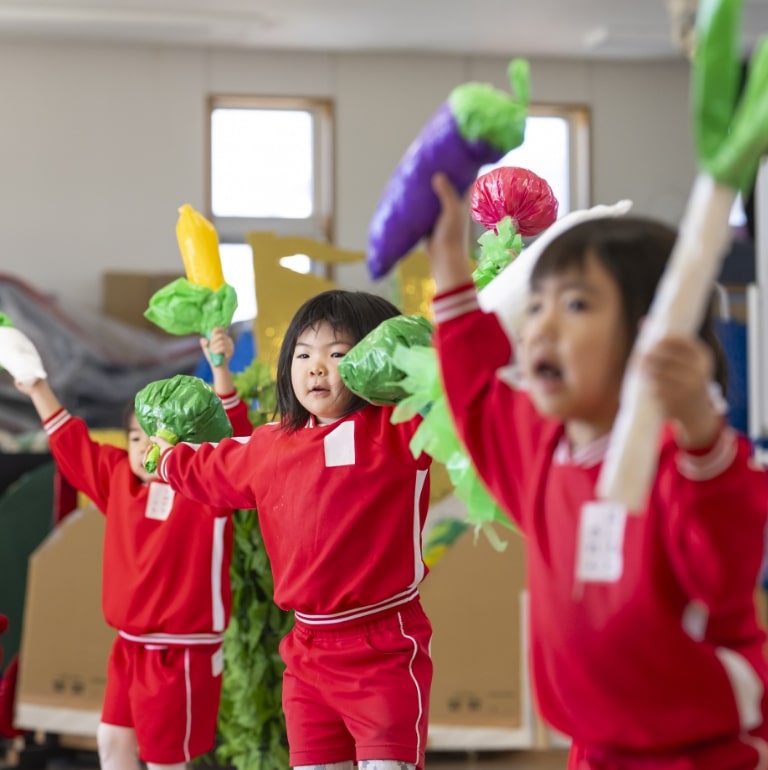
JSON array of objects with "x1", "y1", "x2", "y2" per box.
[
  {"x1": 211, "y1": 108, "x2": 314, "y2": 219},
  {"x1": 220, "y1": 242, "x2": 256, "y2": 322},
  {"x1": 481, "y1": 116, "x2": 571, "y2": 215},
  {"x1": 279, "y1": 254, "x2": 312, "y2": 274}
]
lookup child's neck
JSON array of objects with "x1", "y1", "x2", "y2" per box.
[{"x1": 566, "y1": 418, "x2": 614, "y2": 452}]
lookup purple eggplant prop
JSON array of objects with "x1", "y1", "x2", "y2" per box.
[{"x1": 366, "y1": 59, "x2": 530, "y2": 280}]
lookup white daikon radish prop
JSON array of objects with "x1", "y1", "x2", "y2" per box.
[
  {"x1": 0, "y1": 312, "x2": 47, "y2": 385},
  {"x1": 597, "y1": 0, "x2": 768, "y2": 510}
]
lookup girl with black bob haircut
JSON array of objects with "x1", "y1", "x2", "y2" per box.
[
  {"x1": 275, "y1": 289, "x2": 401, "y2": 431},
  {"x1": 152, "y1": 288, "x2": 435, "y2": 770}
]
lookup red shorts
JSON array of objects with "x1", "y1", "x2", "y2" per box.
[
  {"x1": 568, "y1": 733, "x2": 768, "y2": 770},
  {"x1": 280, "y1": 599, "x2": 433, "y2": 769},
  {"x1": 101, "y1": 635, "x2": 223, "y2": 764}
]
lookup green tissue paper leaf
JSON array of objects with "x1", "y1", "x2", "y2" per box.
[
  {"x1": 144, "y1": 277, "x2": 238, "y2": 336},
  {"x1": 338, "y1": 314, "x2": 434, "y2": 405}
]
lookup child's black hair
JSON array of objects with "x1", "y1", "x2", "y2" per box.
[
  {"x1": 276, "y1": 290, "x2": 401, "y2": 431},
  {"x1": 122, "y1": 398, "x2": 136, "y2": 431},
  {"x1": 530, "y1": 216, "x2": 728, "y2": 392}
]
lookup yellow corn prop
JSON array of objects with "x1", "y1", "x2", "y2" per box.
[{"x1": 176, "y1": 204, "x2": 225, "y2": 291}]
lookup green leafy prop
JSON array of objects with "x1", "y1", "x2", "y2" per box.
[
  {"x1": 338, "y1": 314, "x2": 434, "y2": 405},
  {"x1": 339, "y1": 315, "x2": 513, "y2": 548},
  {"x1": 472, "y1": 217, "x2": 523, "y2": 290},
  {"x1": 215, "y1": 510, "x2": 293, "y2": 770},
  {"x1": 212, "y1": 362, "x2": 291, "y2": 770},
  {"x1": 144, "y1": 278, "x2": 238, "y2": 339},
  {"x1": 0, "y1": 313, "x2": 12, "y2": 328},
  {"x1": 134, "y1": 374, "x2": 233, "y2": 472},
  {"x1": 233, "y1": 359, "x2": 278, "y2": 428}
]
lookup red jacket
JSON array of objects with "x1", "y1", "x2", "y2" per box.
[{"x1": 434, "y1": 283, "x2": 768, "y2": 751}]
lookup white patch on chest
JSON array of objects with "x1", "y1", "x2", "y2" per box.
[
  {"x1": 145, "y1": 482, "x2": 175, "y2": 521},
  {"x1": 324, "y1": 421, "x2": 356, "y2": 467},
  {"x1": 575, "y1": 500, "x2": 627, "y2": 583}
]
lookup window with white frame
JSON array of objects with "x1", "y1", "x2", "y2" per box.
[
  {"x1": 208, "y1": 96, "x2": 334, "y2": 322},
  {"x1": 480, "y1": 104, "x2": 591, "y2": 218}
]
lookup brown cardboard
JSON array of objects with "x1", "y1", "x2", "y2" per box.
[
  {"x1": 15, "y1": 506, "x2": 114, "y2": 736},
  {"x1": 102, "y1": 271, "x2": 181, "y2": 333},
  {"x1": 420, "y1": 522, "x2": 533, "y2": 748}
]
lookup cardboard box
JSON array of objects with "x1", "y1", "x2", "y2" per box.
[
  {"x1": 420, "y1": 523, "x2": 536, "y2": 749},
  {"x1": 102, "y1": 271, "x2": 181, "y2": 333},
  {"x1": 15, "y1": 506, "x2": 114, "y2": 736}
]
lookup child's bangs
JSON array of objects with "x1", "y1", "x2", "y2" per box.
[{"x1": 530, "y1": 230, "x2": 591, "y2": 287}]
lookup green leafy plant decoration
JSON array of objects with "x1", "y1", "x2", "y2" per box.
[{"x1": 213, "y1": 357, "x2": 292, "y2": 770}]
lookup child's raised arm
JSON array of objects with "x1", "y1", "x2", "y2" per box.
[
  {"x1": 203, "y1": 326, "x2": 236, "y2": 395},
  {"x1": 425, "y1": 173, "x2": 474, "y2": 294},
  {"x1": 15, "y1": 378, "x2": 63, "y2": 423}
]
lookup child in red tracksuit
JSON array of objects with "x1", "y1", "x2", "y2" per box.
[
  {"x1": 150, "y1": 290, "x2": 434, "y2": 770},
  {"x1": 15, "y1": 327, "x2": 252, "y2": 770},
  {"x1": 425, "y1": 173, "x2": 768, "y2": 770}
]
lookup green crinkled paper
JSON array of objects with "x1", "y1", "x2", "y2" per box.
[
  {"x1": 144, "y1": 277, "x2": 238, "y2": 336},
  {"x1": 338, "y1": 314, "x2": 434, "y2": 405},
  {"x1": 450, "y1": 59, "x2": 530, "y2": 152},
  {"x1": 390, "y1": 344, "x2": 513, "y2": 544},
  {"x1": 694, "y1": 0, "x2": 768, "y2": 193},
  {"x1": 135, "y1": 374, "x2": 233, "y2": 471},
  {"x1": 0, "y1": 312, "x2": 12, "y2": 328},
  {"x1": 472, "y1": 216, "x2": 523, "y2": 290}
]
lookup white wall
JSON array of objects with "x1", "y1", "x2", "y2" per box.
[{"x1": 0, "y1": 39, "x2": 695, "y2": 314}]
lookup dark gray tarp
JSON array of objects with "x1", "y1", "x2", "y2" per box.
[{"x1": 0, "y1": 274, "x2": 201, "y2": 432}]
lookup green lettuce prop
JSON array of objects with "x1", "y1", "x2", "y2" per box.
[
  {"x1": 135, "y1": 374, "x2": 233, "y2": 472},
  {"x1": 337, "y1": 314, "x2": 434, "y2": 405}
]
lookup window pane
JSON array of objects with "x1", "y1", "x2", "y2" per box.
[
  {"x1": 211, "y1": 109, "x2": 314, "y2": 219},
  {"x1": 220, "y1": 242, "x2": 257, "y2": 323},
  {"x1": 480, "y1": 116, "x2": 571, "y2": 215}
]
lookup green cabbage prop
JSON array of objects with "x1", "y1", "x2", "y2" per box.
[
  {"x1": 337, "y1": 314, "x2": 434, "y2": 405},
  {"x1": 135, "y1": 374, "x2": 233, "y2": 472},
  {"x1": 339, "y1": 315, "x2": 512, "y2": 547}
]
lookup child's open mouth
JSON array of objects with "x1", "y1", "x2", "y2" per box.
[{"x1": 534, "y1": 360, "x2": 563, "y2": 382}]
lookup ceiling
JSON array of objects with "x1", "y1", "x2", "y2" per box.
[{"x1": 0, "y1": 0, "x2": 765, "y2": 61}]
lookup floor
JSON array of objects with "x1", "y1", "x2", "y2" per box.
[
  {"x1": 428, "y1": 750, "x2": 569, "y2": 769},
  {"x1": 0, "y1": 744, "x2": 571, "y2": 770}
]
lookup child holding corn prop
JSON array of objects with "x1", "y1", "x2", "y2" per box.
[
  {"x1": 145, "y1": 204, "x2": 238, "y2": 366},
  {"x1": 598, "y1": 0, "x2": 768, "y2": 510}
]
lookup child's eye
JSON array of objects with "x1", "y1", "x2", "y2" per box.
[
  {"x1": 526, "y1": 299, "x2": 542, "y2": 316},
  {"x1": 565, "y1": 297, "x2": 588, "y2": 312},
  {"x1": 331, "y1": 351, "x2": 346, "y2": 358},
  {"x1": 295, "y1": 352, "x2": 309, "y2": 359}
]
